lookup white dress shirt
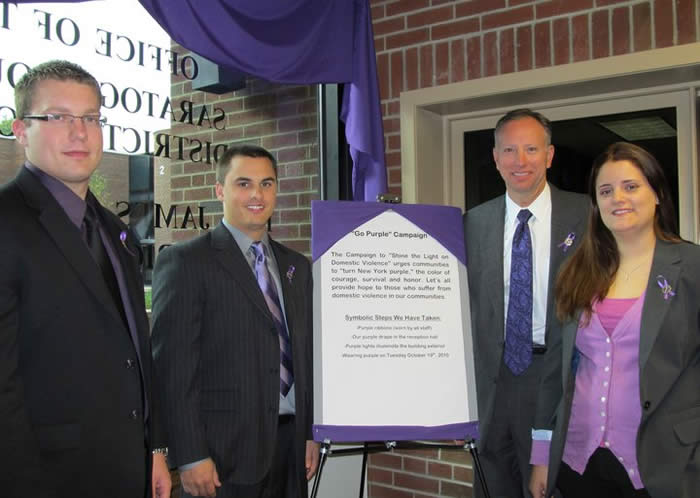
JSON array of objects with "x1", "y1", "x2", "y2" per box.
[{"x1": 503, "y1": 184, "x2": 551, "y2": 346}]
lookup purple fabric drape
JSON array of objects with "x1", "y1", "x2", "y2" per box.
[
  {"x1": 311, "y1": 200, "x2": 467, "y2": 266},
  {"x1": 340, "y1": 1, "x2": 387, "y2": 202},
  {"x1": 14, "y1": 0, "x2": 388, "y2": 200}
]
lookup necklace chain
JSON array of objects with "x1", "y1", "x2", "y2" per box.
[{"x1": 620, "y1": 261, "x2": 647, "y2": 281}]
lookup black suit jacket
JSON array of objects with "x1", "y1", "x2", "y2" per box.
[
  {"x1": 151, "y1": 223, "x2": 313, "y2": 497},
  {"x1": 0, "y1": 167, "x2": 159, "y2": 498}
]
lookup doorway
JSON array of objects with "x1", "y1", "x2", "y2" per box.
[{"x1": 400, "y1": 43, "x2": 700, "y2": 242}]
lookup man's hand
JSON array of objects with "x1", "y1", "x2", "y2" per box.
[
  {"x1": 305, "y1": 440, "x2": 321, "y2": 480},
  {"x1": 180, "y1": 458, "x2": 221, "y2": 497},
  {"x1": 529, "y1": 464, "x2": 549, "y2": 498},
  {"x1": 151, "y1": 453, "x2": 172, "y2": 498}
]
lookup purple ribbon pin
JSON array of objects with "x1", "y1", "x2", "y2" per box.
[
  {"x1": 120, "y1": 230, "x2": 136, "y2": 257},
  {"x1": 656, "y1": 275, "x2": 675, "y2": 300},
  {"x1": 558, "y1": 232, "x2": 576, "y2": 252},
  {"x1": 286, "y1": 265, "x2": 295, "y2": 283}
]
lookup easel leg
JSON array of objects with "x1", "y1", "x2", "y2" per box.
[
  {"x1": 358, "y1": 442, "x2": 368, "y2": 498},
  {"x1": 465, "y1": 439, "x2": 491, "y2": 498},
  {"x1": 310, "y1": 440, "x2": 331, "y2": 498}
]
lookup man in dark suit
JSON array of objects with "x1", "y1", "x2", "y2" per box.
[
  {"x1": 464, "y1": 109, "x2": 588, "y2": 498},
  {"x1": 0, "y1": 60, "x2": 170, "y2": 497},
  {"x1": 151, "y1": 144, "x2": 319, "y2": 498}
]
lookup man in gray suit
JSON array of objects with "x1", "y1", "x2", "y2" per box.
[
  {"x1": 464, "y1": 109, "x2": 588, "y2": 498},
  {"x1": 151, "y1": 144, "x2": 319, "y2": 498}
]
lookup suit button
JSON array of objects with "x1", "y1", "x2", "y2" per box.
[
  {"x1": 125, "y1": 359, "x2": 135, "y2": 369},
  {"x1": 643, "y1": 401, "x2": 651, "y2": 410},
  {"x1": 129, "y1": 409, "x2": 138, "y2": 420}
]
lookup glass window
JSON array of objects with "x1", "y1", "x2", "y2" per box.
[{"x1": 1, "y1": 1, "x2": 320, "y2": 298}]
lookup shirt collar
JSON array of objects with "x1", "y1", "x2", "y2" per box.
[
  {"x1": 505, "y1": 182, "x2": 551, "y2": 227},
  {"x1": 221, "y1": 218, "x2": 271, "y2": 255},
  {"x1": 24, "y1": 162, "x2": 87, "y2": 229}
]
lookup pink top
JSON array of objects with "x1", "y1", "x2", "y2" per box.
[{"x1": 597, "y1": 297, "x2": 636, "y2": 336}]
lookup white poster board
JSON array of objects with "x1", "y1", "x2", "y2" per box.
[{"x1": 311, "y1": 201, "x2": 478, "y2": 442}]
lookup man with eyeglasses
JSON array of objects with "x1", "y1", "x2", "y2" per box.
[{"x1": 0, "y1": 60, "x2": 170, "y2": 497}]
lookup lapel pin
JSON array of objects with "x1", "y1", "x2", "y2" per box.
[
  {"x1": 120, "y1": 230, "x2": 137, "y2": 257},
  {"x1": 656, "y1": 275, "x2": 675, "y2": 301},
  {"x1": 286, "y1": 265, "x2": 296, "y2": 283},
  {"x1": 558, "y1": 232, "x2": 576, "y2": 252}
]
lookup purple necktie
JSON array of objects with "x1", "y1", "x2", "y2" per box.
[
  {"x1": 251, "y1": 242, "x2": 294, "y2": 396},
  {"x1": 504, "y1": 209, "x2": 533, "y2": 375}
]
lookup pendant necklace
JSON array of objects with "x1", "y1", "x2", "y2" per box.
[{"x1": 620, "y1": 261, "x2": 647, "y2": 281}]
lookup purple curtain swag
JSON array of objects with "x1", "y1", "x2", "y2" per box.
[{"x1": 14, "y1": 0, "x2": 388, "y2": 201}]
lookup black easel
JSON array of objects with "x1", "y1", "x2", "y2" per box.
[
  {"x1": 310, "y1": 437, "x2": 491, "y2": 498},
  {"x1": 311, "y1": 193, "x2": 490, "y2": 497},
  {"x1": 309, "y1": 439, "x2": 331, "y2": 498}
]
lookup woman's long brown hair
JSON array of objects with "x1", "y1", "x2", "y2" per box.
[{"x1": 555, "y1": 142, "x2": 681, "y2": 322}]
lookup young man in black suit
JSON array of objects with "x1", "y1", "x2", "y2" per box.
[
  {"x1": 0, "y1": 60, "x2": 170, "y2": 497},
  {"x1": 151, "y1": 144, "x2": 319, "y2": 498}
]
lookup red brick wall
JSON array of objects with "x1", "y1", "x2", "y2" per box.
[
  {"x1": 157, "y1": 44, "x2": 319, "y2": 256},
  {"x1": 369, "y1": 447, "x2": 476, "y2": 497},
  {"x1": 368, "y1": 1, "x2": 699, "y2": 496},
  {"x1": 373, "y1": 0, "x2": 699, "y2": 198}
]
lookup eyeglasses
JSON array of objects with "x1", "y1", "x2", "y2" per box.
[{"x1": 23, "y1": 113, "x2": 107, "y2": 128}]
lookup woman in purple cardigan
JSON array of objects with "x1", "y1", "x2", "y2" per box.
[{"x1": 528, "y1": 142, "x2": 700, "y2": 498}]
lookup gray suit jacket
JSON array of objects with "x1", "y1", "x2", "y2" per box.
[
  {"x1": 464, "y1": 185, "x2": 589, "y2": 448},
  {"x1": 151, "y1": 223, "x2": 313, "y2": 497},
  {"x1": 536, "y1": 240, "x2": 700, "y2": 498}
]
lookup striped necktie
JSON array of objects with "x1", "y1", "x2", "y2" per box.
[{"x1": 251, "y1": 241, "x2": 294, "y2": 396}]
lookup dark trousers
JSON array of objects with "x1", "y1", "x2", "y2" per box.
[
  {"x1": 230, "y1": 415, "x2": 299, "y2": 498},
  {"x1": 475, "y1": 356, "x2": 545, "y2": 498},
  {"x1": 557, "y1": 448, "x2": 651, "y2": 498}
]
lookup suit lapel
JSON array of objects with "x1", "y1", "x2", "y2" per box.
[
  {"x1": 271, "y1": 240, "x2": 297, "y2": 334},
  {"x1": 99, "y1": 209, "x2": 150, "y2": 348},
  {"x1": 483, "y1": 197, "x2": 506, "y2": 334},
  {"x1": 16, "y1": 169, "x2": 123, "y2": 325},
  {"x1": 639, "y1": 240, "x2": 680, "y2": 370},
  {"x1": 561, "y1": 315, "x2": 580, "y2": 388},
  {"x1": 549, "y1": 188, "x2": 572, "y2": 290},
  {"x1": 210, "y1": 224, "x2": 273, "y2": 321},
  {"x1": 547, "y1": 186, "x2": 585, "y2": 341}
]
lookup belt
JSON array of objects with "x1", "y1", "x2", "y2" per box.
[
  {"x1": 279, "y1": 414, "x2": 295, "y2": 425},
  {"x1": 532, "y1": 344, "x2": 547, "y2": 355}
]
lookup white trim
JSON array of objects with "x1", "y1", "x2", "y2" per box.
[{"x1": 400, "y1": 43, "x2": 700, "y2": 242}]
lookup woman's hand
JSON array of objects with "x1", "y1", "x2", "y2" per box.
[{"x1": 529, "y1": 464, "x2": 549, "y2": 498}]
